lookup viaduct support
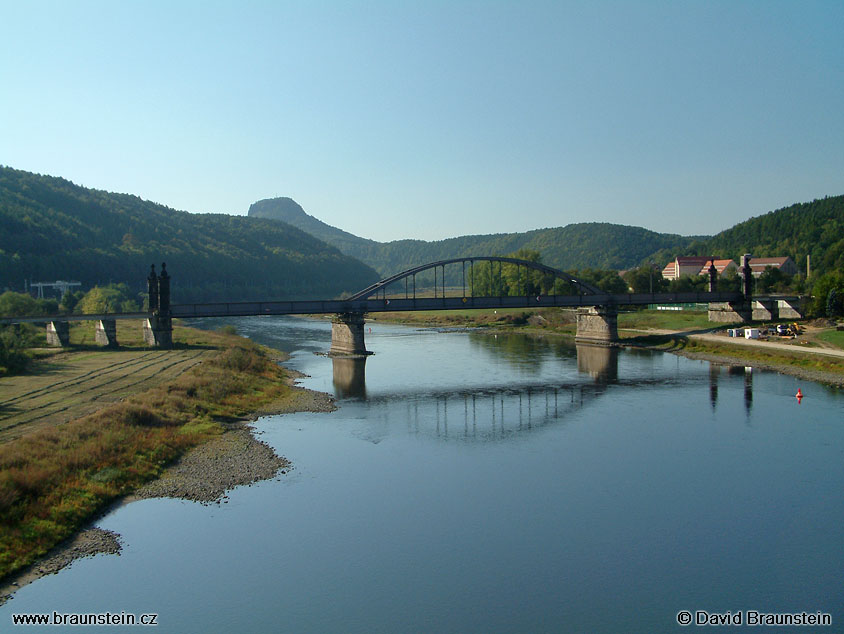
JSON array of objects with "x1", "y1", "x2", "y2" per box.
[
  {"x1": 143, "y1": 315, "x2": 172, "y2": 348},
  {"x1": 330, "y1": 312, "x2": 371, "y2": 356},
  {"x1": 95, "y1": 319, "x2": 118, "y2": 347},
  {"x1": 574, "y1": 305, "x2": 618, "y2": 346},
  {"x1": 708, "y1": 254, "x2": 754, "y2": 324},
  {"x1": 46, "y1": 321, "x2": 70, "y2": 347},
  {"x1": 144, "y1": 262, "x2": 173, "y2": 348},
  {"x1": 708, "y1": 302, "x2": 752, "y2": 324}
]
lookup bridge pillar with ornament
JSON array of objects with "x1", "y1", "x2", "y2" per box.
[
  {"x1": 574, "y1": 305, "x2": 618, "y2": 345},
  {"x1": 144, "y1": 263, "x2": 173, "y2": 348},
  {"x1": 330, "y1": 312, "x2": 371, "y2": 356},
  {"x1": 708, "y1": 254, "x2": 753, "y2": 324}
]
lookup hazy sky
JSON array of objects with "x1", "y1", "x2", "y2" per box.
[{"x1": 2, "y1": 1, "x2": 843, "y2": 242}]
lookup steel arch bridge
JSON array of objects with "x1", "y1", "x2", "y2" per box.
[
  {"x1": 346, "y1": 256, "x2": 604, "y2": 301},
  {"x1": 3, "y1": 258, "x2": 769, "y2": 351}
]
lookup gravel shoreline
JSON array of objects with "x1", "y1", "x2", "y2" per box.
[{"x1": 0, "y1": 369, "x2": 335, "y2": 606}]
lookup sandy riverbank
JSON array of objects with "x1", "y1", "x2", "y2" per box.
[{"x1": 0, "y1": 367, "x2": 335, "y2": 606}]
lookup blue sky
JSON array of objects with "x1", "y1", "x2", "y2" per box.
[{"x1": 2, "y1": 0, "x2": 842, "y2": 242}]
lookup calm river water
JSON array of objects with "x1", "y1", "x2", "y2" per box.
[{"x1": 3, "y1": 317, "x2": 843, "y2": 633}]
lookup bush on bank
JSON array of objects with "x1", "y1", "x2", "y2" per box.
[{"x1": 0, "y1": 333, "x2": 291, "y2": 581}]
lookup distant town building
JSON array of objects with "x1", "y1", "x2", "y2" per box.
[
  {"x1": 661, "y1": 255, "x2": 797, "y2": 281},
  {"x1": 746, "y1": 256, "x2": 798, "y2": 278},
  {"x1": 661, "y1": 256, "x2": 716, "y2": 280},
  {"x1": 697, "y1": 259, "x2": 738, "y2": 277}
]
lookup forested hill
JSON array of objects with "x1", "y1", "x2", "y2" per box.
[
  {"x1": 643, "y1": 195, "x2": 844, "y2": 277},
  {"x1": 706, "y1": 196, "x2": 844, "y2": 274},
  {"x1": 0, "y1": 167, "x2": 379, "y2": 302},
  {"x1": 248, "y1": 197, "x2": 700, "y2": 275}
]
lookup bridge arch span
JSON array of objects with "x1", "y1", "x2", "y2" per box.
[{"x1": 346, "y1": 256, "x2": 603, "y2": 301}]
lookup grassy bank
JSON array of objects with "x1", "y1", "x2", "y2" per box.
[
  {"x1": 0, "y1": 326, "x2": 296, "y2": 580},
  {"x1": 623, "y1": 333, "x2": 844, "y2": 377}
]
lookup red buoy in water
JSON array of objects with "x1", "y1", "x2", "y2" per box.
[{"x1": 796, "y1": 388, "x2": 803, "y2": 403}]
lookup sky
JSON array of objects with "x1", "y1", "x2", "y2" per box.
[{"x1": 2, "y1": 1, "x2": 843, "y2": 242}]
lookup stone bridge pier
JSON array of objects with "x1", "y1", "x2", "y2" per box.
[
  {"x1": 144, "y1": 263, "x2": 173, "y2": 348},
  {"x1": 330, "y1": 312, "x2": 372, "y2": 356},
  {"x1": 46, "y1": 321, "x2": 70, "y2": 347},
  {"x1": 574, "y1": 305, "x2": 618, "y2": 345}
]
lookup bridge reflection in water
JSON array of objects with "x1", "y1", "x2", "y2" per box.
[
  {"x1": 331, "y1": 343, "x2": 622, "y2": 441},
  {"x1": 331, "y1": 340, "x2": 761, "y2": 442}
]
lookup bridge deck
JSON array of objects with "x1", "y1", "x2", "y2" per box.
[
  {"x1": 0, "y1": 292, "x2": 803, "y2": 324},
  {"x1": 167, "y1": 291, "x2": 747, "y2": 319}
]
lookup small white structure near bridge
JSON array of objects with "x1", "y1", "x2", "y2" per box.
[{"x1": 29, "y1": 280, "x2": 81, "y2": 299}]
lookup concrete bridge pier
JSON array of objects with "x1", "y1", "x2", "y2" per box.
[
  {"x1": 95, "y1": 319, "x2": 118, "y2": 347},
  {"x1": 330, "y1": 312, "x2": 371, "y2": 356},
  {"x1": 708, "y1": 301, "x2": 752, "y2": 324},
  {"x1": 574, "y1": 306, "x2": 618, "y2": 345},
  {"x1": 46, "y1": 321, "x2": 70, "y2": 347},
  {"x1": 143, "y1": 315, "x2": 173, "y2": 348}
]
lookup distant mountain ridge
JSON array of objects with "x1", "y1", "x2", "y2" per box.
[
  {"x1": 248, "y1": 197, "x2": 702, "y2": 275},
  {"x1": 248, "y1": 197, "x2": 377, "y2": 256},
  {"x1": 0, "y1": 167, "x2": 379, "y2": 302},
  {"x1": 249, "y1": 194, "x2": 844, "y2": 279}
]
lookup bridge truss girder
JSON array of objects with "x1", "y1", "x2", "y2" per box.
[{"x1": 345, "y1": 256, "x2": 605, "y2": 301}]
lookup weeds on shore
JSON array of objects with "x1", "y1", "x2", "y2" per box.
[
  {"x1": 625, "y1": 334, "x2": 844, "y2": 376},
  {"x1": 0, "y1": 332, "x2": 290, "y2": 581}
]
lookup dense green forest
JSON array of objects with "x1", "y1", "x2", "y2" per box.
[
  {"x1": 646, "y1": 195, "x2": 844, "y2": 276},
  {"x1": 248, "y1": 197, "x2": 701, "y2": 276},
  {"x1": 704, "y1": 195, "x2": 843, "y2": 274},
  {"x1": 0, "y1": 167, "x2": 379, "y2": 303}
]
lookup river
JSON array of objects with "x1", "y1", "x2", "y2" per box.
[{"x1": 3, "y1": 316, "x2": 843, "y2": 632}]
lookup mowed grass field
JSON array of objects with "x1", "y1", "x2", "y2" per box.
[{"x1": 0, "y1": 321, "x2": 214, "y2": 443}]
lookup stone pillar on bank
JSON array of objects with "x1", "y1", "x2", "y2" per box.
[
  {"x1": 330, "y1": 313, "x2": 371, "y2": 356},
  {"x1": 46, "y1": 321, "x2": 70, "y2": 347},
  {"x1": 574, "y1": 305, "x2": 618, "y2": 345},
  {"x1": 143, "y1": 262, "x2": 173, "y2": 348},
  {"x1": 740, "y1": 254, "x2": 753, "y2": 300},
  {"x1": 95, "y1": 319, "x2": 118, "y2": 347},
  {"x1": 143, "y1": 315, "x2": 173, "y2": 348},
  {"x1": 709, "y1": 254, "x2": 754, "y2": 323},
  {"x1": 708, "y1": 262, "x2": 718, "y2": 292},
  {"x1": 708, "y1": 302, "x2": 752, "y2": 323}
]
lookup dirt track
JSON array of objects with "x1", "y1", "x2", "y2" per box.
[{"x1": 0, "y1": 348, "x2": 212, "y2": 443}]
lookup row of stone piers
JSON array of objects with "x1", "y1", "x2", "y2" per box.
[
  {"x1": 46, "y1": 319, "x2": 119, "y2": 347},
  {"x1": 43, "y1": 263, "x2": 174, "y2": 349},
  {"x1": 328, "y1": 308, "x2": 622, "y2": 353}
]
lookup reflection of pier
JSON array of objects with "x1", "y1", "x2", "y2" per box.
[
  {"x1": 332, "y1": 343, "x2": 620, "y2": 400},
  {"x1": 576, "y1": 344, "x2": 618, "y2": 384},
  {"x1": 332, "y1": 356, "x2": 368, "y2": 398},
  {"x1": 708, "y1": 364, "x2": 754, "y2": 415}
]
